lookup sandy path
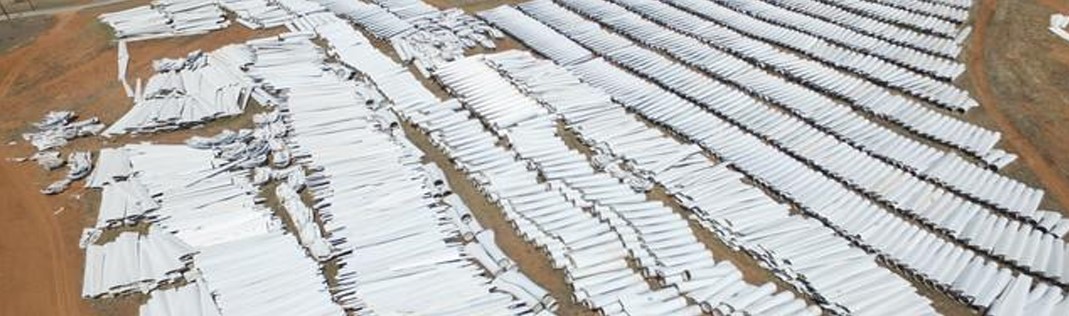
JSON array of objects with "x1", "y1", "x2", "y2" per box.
[
  {"x1": 0, "y1": 0, "x2": 131, "y2": 21},
  {"x1": 0, "y1": 12, "x2": 77, "y2": 97},
  {"x1": 0, "y1": 152, "x2": 94, "y2": 316},
  {"x1": 966, "y1": 0, "x2": 1069, "y2": 213},
  {"x1": 0, "y1": 12, "x2": 96, "y2": 316}
]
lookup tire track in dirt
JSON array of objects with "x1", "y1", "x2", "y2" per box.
[
  {"x1": 967, "y1": 0, "x2": 1069, "y2": 212},
  {"x1": 0, "y1": 13, "x2": 89, "y2": 316},
  {"x1": 0, "y1": 52, "x2": 29, "y2": 96},
  {"x1": 1, "y1": 0, "x2": 132, "y2": 20},
  {"x1": 0, "y1": 13, "x2": 75, "y2": 97},
  {"x1": 0, "y1": 158, "x2": 87, "y2": 316},
  {"x1": 44, "y1": 184, "x2": 80, "y2": 316},
  {"x1": 0, "y1": 12, "x2": 95, "y2": 316}
]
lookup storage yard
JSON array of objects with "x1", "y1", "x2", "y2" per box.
[{"x1": 1, "y1": 0, "x2": 1068, "y2": 315}]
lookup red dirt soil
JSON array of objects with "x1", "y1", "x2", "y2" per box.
[
  {"x1": 0, "y1": 3, "x2": 279, "y2": 315},
  {"x1": 965, "y1": 0, "x2": 1069, "y2": 216},
  {"x1": 0, "y1": 159, "x2": 91, "y2": 316}
]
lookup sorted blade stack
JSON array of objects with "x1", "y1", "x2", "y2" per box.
[
  {"x1": 982, "y1": 149, "x2": 1019, "y2": 171},
  {"x1": 431, "y1": 55, "x2": 819, "y2": 315},
  {"x1": 308, "y1": 13, "x2": 566, "y2": 313},
  {"x1": 219, "y1": 0, "x2": 292, "y2": 29},
  {"x1": 86, "y1": 148, "x2": 134, "y2": 188},
  {"x1": 505, "y1": 0, "x2": 1069, "y2": 284},
  {"x1": 483, "y1": 50, "x2": 938, "y2": 314},
  {"x1": 104, "y1": 46, "x2": 255, "y2": 135},
  {"x1": 81, "y1": 230, "x2": 195, "y2": 298},
  {"x1": 247, "y1": 24, "x2": 542, "y2": 314},
  {"x1": 139, "y1": 280, "x2": 220, "y2": 316},
  {"x1": 220, "y1": 0, "x2": 331, "y2": 29},
  {"x1": 485, "y1": 5, "x2": 1069, "y2": 313},
  {"x1": 84, "y1": 141, "x2": 344, "y2": 314},
  {"x1": 311, "y1": 10, "x2": 804, "y2": 312},
  {"x1": 373, "y1": 0, "x2": 438, "y2": 18},
  {"x1": 94, "y1": 178, "x2": 159, "y2": 228},
  {"x1": 323, "y1": 0, "x2": 501, "y2": 76},
  {"x1": 119, "y1": 144, "x2": 275, "y2": 248},
  {"x1": 98, "y1": 6, "x2": 171, "y2": 40},
  {"x1": 98, "y1": 0, "x2": 230, "y2": 41},
  {"x1": 194, "y1": 232, "x2": 343, "y2": 315},
  {"x1": 329, "y1": 1, "x2": 413, "y2": 38}
]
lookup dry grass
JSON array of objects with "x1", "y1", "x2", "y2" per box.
[{"x1": 0, "y1": 15, "x2": 54, "y2": 52}]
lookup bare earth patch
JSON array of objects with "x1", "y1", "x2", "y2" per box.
[
  {"x1": 963, "y1": 0, "x2": 1069, "y2": 216},
  {"x1": 0, "y1": 15, "x2": 54, "y2": 52}
]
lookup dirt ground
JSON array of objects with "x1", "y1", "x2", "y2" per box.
[
  {"x1": 2, "y1": 0, "x2": 1069, "y2": 315},
  {"x1": 962, "y1": 0, "x2": 1069, "y2": 214},
  {"x1": 0, "y1": 1, "x2": 279, "y2": 315},
  {"x1": 0, "y1": 15, "x2": 52, "y2": 52},
  {"x1": 1, "y1": 0, "x2": 90, "y2": 16}
]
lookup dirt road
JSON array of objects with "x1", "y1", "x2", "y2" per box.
[
  {"x1": 0, "y1": 0, "x2": 130, "y2": 21},
  {"x1": 965, "y1": 0, "x2": 1069, "y2": 215},
  {"x1": 0, "y1": 10, "x2": 102, "y2": 316},
  {"x1": 0, "y1": 153, "x2": 93, "y2": 316}
]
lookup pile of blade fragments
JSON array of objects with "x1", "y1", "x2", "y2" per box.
[
  {"x1": 18, "y1": 111, "x2": 103, "y2": 195},
  {"x1": 1052, "y1": 14, "x2": 1069, "y2": 43},
  {"x1": 391, "y1": 7, "x2": 503, "y2": 74},
  {"x1": 218, "y1": 0, "x2": 293, "y2": 29},
  {"x1": 104, "y1": 46, "x2": 256, "y2": 135}
]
